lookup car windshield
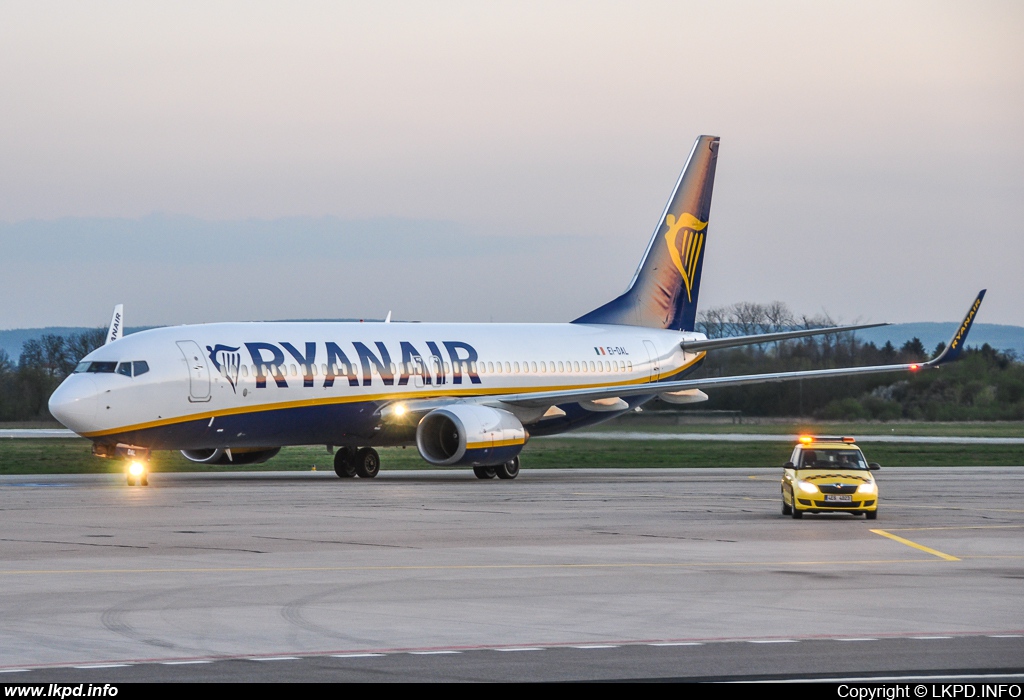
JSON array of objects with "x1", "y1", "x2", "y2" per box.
[{"x1": 799, "y1": 448, "x2": 868, "y2": 470}]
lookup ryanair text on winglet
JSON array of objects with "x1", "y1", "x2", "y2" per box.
[{"x1": 950, "y1": 296, "x2": 983, "y2": 350}]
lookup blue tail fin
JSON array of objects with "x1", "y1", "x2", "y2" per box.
[{"x1": 573, "y1": 135, "x2": 719, "y2": 331}]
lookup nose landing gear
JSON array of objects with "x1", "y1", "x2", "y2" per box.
[{"x1": 126, "y1": 460, "x2": 149, "y2": 486}]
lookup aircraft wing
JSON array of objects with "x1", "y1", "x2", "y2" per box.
[{"x1": 382, "y1": 291, "x2": 985, "y2": 418}]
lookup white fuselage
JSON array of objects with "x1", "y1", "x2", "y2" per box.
[{"x1": 49, "y1": 321, "x2": 705, "y2": 450}]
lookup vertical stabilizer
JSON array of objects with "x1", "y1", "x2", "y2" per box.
[{"x1": 573, "y1": 135, "x2": 719, "y2": 331}]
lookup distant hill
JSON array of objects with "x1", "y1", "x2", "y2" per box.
[
  {"x1": 2, "y1": 321, "x2": 1021, "y2": 363},
  {"x1": 855, "y1": 323, "x2": 1024, "y2": 358}
]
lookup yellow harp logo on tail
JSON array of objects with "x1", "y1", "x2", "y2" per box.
[{"x1": 664, "y1": 212, "x2": 708, "y2": 301}]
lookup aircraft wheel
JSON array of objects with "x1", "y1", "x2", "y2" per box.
[
  {"x1": 473, "y1": 466, "x2": 497, "y2": 479},
  {"x1": 126, "y1": 475, "x2": 135, "y2": 486},
  {"x1": 495, "y1": 456, "x2": 520, "y2": 480},
  {"x1": 334, "y1": 448, "x2": 356, "y2": 478},
  {"x1": 354, "y1": 448, "x2": 380, "y2": 479},
  {"x1": 140, "y1": 475, "x2": 149, "y2": 487}
]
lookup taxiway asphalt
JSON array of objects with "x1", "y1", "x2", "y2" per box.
[{"x1": 0, "y1": 467, "x2": 1021, "y2": 681}]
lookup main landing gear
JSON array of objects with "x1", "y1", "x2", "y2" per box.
[
  {"x1": 474, "y1": 456, "x2": 520, "y2": 480},
  {"x1": 334, "y1": 447, "x2": 380, "y2": 479}
]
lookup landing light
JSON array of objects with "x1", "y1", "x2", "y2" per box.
[
  {"x1": 128, "y1": 461, "x2": 146, "y2": 477},
  {"x1": 393, "y1": 404, "x2": 407, "y2": 417}
]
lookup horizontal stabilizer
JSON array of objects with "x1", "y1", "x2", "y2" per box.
[{"x1": 680, "y1": 322, "x2": 889, "y2": 353}]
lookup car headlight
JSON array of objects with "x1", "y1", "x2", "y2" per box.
[
  {"x1": 857, "y1": 482, "x2": 876, "y2": 494},
  {"x1": 797, "y1": 480, "x2": 818, "y2": 494}
]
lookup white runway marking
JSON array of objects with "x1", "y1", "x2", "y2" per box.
[
  {"x1": 249, "y1": 656, "x2": 300, "y2": 661},
  {"x1": 495, "y1": 647, "x2": 545, "y2": 652},
  {"x1": 409, "y1": 650, "x2": 461, "y2": 655},
  {"x1": 73, "y1": 664, "x2": 130, "y2": 669},
  {"x1": 747, "y1": 639, "x2": 798, "y2": 644}
]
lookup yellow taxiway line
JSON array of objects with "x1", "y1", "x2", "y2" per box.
[{"x1": 870, "y1": 529, "x2": 960, "y2": 561}]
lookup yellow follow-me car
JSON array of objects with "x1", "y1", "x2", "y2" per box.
[{"x1": 781, "y1": 436, "x2": 880, "y2": 520}]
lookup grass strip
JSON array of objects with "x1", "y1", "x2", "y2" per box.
[{"x1": 1, "y1": 438, "x2": 1022, "y2": 475}]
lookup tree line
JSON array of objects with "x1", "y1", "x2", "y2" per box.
[
  {"x1": 687, "y1": 301, "x2": 1024, "y2": 421},
  {"x1": 1, "y1": 307, "x2": 1022, "y2": 423},
  {"x1": 0, "y1": 329, "x2": 105, "y2": 421}
]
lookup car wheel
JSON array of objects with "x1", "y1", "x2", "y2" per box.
[
  {"x1": 791, "y1": 503, "x2": 803, "y2": 519},
  {"x1": 865, "y1": 510, "x2": 878, "y2": 520},
  {"x1": 782, "y1": 499, "x2": 792, "y2": 516}
]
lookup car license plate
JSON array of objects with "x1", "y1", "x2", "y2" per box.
[{"x1": 824, "y1": 495, "x2": 853, "y2": 502}]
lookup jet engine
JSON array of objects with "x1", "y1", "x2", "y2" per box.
[
  {"x1": 179, "y1": 447, "x2": 282, "y2": 465},
  {"x1": 416, "y1": 405, "x2": 526, "y2": 467}
]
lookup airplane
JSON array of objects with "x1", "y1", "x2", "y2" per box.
[{"x1": 48, "y1": 135, "x2": 986, "y2": 485}]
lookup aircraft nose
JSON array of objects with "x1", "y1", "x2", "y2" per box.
[{"x1": 48, "y1": 376, "x2": 99, "y2": 432}]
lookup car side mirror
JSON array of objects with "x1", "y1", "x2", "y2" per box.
[
  {"x1": 869, "y1": 462, "x2": 881, "y2": 471},
  {"x1": 783, "y1": 462, "x2": 794, "y2": 469}
]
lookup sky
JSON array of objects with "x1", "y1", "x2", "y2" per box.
[{"x1": 1, "y1": 1, "x2": 1021, "y2": 329}]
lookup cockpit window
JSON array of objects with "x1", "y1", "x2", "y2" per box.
[
  {"x1": 74, "y1": 360, "x2": 149, "y2": 376},
  {"x1": 83, "y1": 361, "x2": 117, "y2": 373}
]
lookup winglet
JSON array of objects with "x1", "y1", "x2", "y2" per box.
[
  {"x1": 105, "y1": 304, "x2": 124, "y2": 345},
  {"x1": 384, "y1": 310, "x2": 392, "y2": 323},
  {"x1": 927, "y1": 290, "x2": 986, "y2": 366}
]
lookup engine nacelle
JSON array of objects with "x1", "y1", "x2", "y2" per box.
[
  {"x1": 180, "y1": 447, "x2": 281, "y2": 465},
  {"x1": 416, "y1": 405, "x2": 526, "y2": 467}
]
